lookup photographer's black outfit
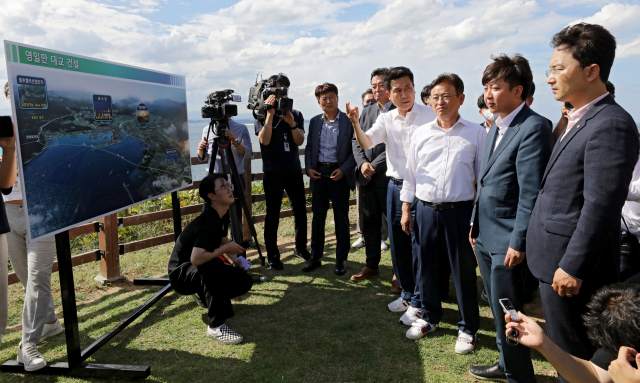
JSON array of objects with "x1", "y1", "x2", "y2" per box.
[
  {"x1": 168, "y1": 204, "x2": 253, "y2": 327},
  {"x1": 254, "y1": 109, "x2": 308, "y2": 263}
]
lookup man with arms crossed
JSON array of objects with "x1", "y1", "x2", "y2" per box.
[
  {"x1": 347, "y1": 66, "x2": 436, "y2": 325},
  {"x1": 351, "y1": 68, "x2": 394, "y2": 282},
  {"x1": 527, "y1": 24, "x2": 639, "y2": 383},
  {"x1": 400, "y1": 74, "x2": 484, "y2": 353},
  {"x1": 469, "y1": 54, "x2": 553, "y2": 382}
]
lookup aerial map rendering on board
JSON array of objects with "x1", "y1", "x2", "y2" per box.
[{"x1": 4, "y1": 41, "x2": 192, "y2": 241}]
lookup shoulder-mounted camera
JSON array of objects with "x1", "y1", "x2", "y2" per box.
[{"x1": 247, "y1": 74, "x2": 294, "y2": 121}]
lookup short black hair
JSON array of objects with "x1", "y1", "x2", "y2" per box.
[
  {"x1": 384, "y1": 66, "x2": 414, "y2": 92},
  {"x1": 528, "y1": 81, "x2": 536, "y2": 98},
  {"x1": 420, "y1": 84, "x2": 432, "y2": 104},
  {"x1": 482, "y1": 54, "x2": 533, "y2": 102},
  {"x1": 361, "y1": 88, "x2": 373, "y2": 101},
  {"x1": 370, "y1": 68, "x2": 389, "y2": 81},
  {"x1": 430, "y1": 73, "x2": 464, "y2": 96},
  {"x1": 199, "y1": 173, "x2": 227, "y2": 204},
  {"x1": 268, "y1": 73, "x2": 290, "y2": 88},
  {"x1": 551, "y1": 23, "x2": 616, "y2": 83},
  {"x1": 583, "y1": 282, "x2": 640, "y2": 354},
  {"x1": 606, "y1": 81, "x2": 615, "y2": 95},
  {"x1": 477, "y1": 94, "x2": 487, "y2": 109}
]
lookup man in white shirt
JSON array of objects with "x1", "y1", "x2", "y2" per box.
[
  {"x1": 347, "y1": 66, "x2": 437, "y2": 325},
  {"x1": 400, "y1": 73, "x2": 484, "y2": 353}
]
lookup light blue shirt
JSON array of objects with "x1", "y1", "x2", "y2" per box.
[
  {"x1": 377, "y1": 100, "x2": 393, "y2": 116},
  {"x1": 319, "y1": 111, "x2": 340, "y2": 162},
  {"x1": 200, "y1": 119, "x2": 253, "y2": 174}
]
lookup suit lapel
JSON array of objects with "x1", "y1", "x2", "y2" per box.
[
  {"x1": 480, "y1": 105, "x2": 529, "y2": 180},
  {"x1": 541, "y1": 96, "x2": 613, "y2": 183}
]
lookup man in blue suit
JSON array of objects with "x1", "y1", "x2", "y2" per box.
[
  {"x1": 303, "y1": 83, "x2": 356, "y2": 275},
  {"x1": 527, "y1": 24, "x2": 639, "y2": 383},
  {"x1": 469, "y1": 54, "x2": 553, "y2": 383}
]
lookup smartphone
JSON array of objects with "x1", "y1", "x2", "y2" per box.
[
  {"x1": 0, "y1": 116, "x2": 14, "y2": 138},
  {"x1": 320, "y1": 174, "x2": 332, "y2": 178},
  {"x1": 499, "y1": 298, "x2": 521, "y2": 322},
  {"x1": 564, "y1": 101, "x2": 574, "y2": 110}
]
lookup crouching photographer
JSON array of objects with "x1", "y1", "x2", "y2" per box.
[
  {"x1": 504, "y1": 274, "x2": 640, "y2": 383},
  {"x1": 168, "y1": 173, "x2": 253, "y2": 345}
]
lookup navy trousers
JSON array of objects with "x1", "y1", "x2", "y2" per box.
[
  {"x1": 475, "y1": 238, "x2": 535, "y2": 383},
  {"x1": 413, "y1": 202, "x2": 479, "y2": 335},
  {"x1": 387, "y1": 180, "x2": 419, "y2": 307},
  {"x1": 310, "y1": 166, "x2": 351, "y2": 262}
]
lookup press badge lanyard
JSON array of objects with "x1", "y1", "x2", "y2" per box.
[{"x1": 274, "y1": 116, "x2": 290, "y2": 152}]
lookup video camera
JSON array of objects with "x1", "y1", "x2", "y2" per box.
[
  {"x1": 247, "y1": 74, "x2": 293, "y2": 121},
  {"x1": 201, "y1": 89, "x2": 241, "y2": 144}
]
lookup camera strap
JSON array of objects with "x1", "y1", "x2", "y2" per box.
[{"x1": 622, "y1": 215, "x2": 631, "y2": 233}]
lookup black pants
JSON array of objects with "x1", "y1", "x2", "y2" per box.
[
  {"x1": 263, "y1": 171, "x2": 308, "y2": 258},
  {"x1": 413, "y1": 202, "x2": 479, "y2": 335},
  {"x1": 310, "y1": 166, "x2": 351, "y2": 262},
  {"x1": 360, "y1": 183, "x2": 387, "y2": 269},
  {"x1": 170, "y1": 258, "x2": 253, "y2": 327}
]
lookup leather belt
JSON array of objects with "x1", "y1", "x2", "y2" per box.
[
  {"x1": 420, "y1": 200, "x2": 474, "y2": 211},
  {"x1": 318, "y1": 162, "x2": 339, "y2": 168},
  {"x1": 391, "y1": 178, "x2": 404, "y2": 186}
]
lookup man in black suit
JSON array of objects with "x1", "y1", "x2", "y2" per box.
[
  {"x1": 351, "y1": 68, "x2": 394, "y2": 282},
  {"x1": 527, "y1": 23, "x2": 639, "y2": 383},
  {"x1": 304, "y1": 83, "x2": 356, "y2": 275}
]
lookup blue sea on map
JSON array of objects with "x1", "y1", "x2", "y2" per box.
[{"x1": 24, "y1": 129, "x2": 147, "y2": 238}]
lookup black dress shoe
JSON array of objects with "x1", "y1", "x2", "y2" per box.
[
  {"x1": 469, "y1": 362, "x2": 507, "y2": 382},
  {"x1": 293, "y1": 248, "x2": 311, "y2": 262},
  {"x1": 268, "y1": 257, "x2": 284, "y2": 271},
  {"x1": 334, "y1": 260, "x2": 346, "y2": 276},
  {"x1": 302, "y1": 257, "x2": 322, "y2": 272}
]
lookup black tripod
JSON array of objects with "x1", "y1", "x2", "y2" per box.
[{"x1": 200, "y1": 119, "x2": 265, "y2": 266}]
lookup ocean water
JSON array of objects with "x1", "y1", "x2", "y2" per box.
[
  {"x1": 188, "y1": 121, "x2": 309, "y2": 181},
  {"x1": 23, "y1": 129, "x2": 149, "y2": 238}
]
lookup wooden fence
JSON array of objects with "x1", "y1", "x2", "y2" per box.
[{"x1": 8, "y1": 149, "x2": 356, "y2": 285}]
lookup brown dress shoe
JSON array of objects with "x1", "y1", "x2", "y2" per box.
[
  {"x1": 350, "y1": 266, "x2": 380, "y2": 282},
  {"x1": 391, "y1": 274, "x2": 402, "y2": 294}
]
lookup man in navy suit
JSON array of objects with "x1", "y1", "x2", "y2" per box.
[
  {"x1": 303, "y1": 83, "x2": 356, "y2": 275},
  {"x1": 527, "y1": 23, "x2": 639, "y2": 383},
  {"x1": 469, "y1": 54, "x2": 553, "y2": 383}
]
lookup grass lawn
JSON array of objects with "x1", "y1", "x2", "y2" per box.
[{"x1": 0, "y1": 207, "x2": 560, "y2": 382}]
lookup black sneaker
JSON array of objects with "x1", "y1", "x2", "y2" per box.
[
  {"x1": 469, "y1": 362, "x2": 507, "y2": 382},
  {"x1": 293, "y1": 248, "x2": 311, "y2": 262},
  {"x1": 302, "y1": 257, "x2": 322, "y2": 272},
  {"x1": 268, "y1": 256, "x2": 284, "y2": 270}
]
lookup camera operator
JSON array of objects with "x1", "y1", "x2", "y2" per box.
[
  {"x1": 504, "y1": 274, "x2": 640, "y2": 383},
  {"x1": 197, "y1": 115, "x2": 252, "y2": 238},
  {"x1": 168, "y1": 173, "x2": 253, "y2": 345},
  {"x1": 0, "y1": 83, "x2": 18, "y2": 350},
  {"x1": 2, "y1": 84, "x2": 62, "y2": 371},
  {"x1": 254, "y1": 73, "x2": 310, "y2": 269}
]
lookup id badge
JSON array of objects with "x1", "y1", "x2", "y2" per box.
[{"x1": 284, "y1": 142, "x2": 290, "y2": 152}]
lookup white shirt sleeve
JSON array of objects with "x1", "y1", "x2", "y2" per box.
[
  {"x1": 365, "y1": 113, "x2": 388, "y2": 147},
  {"x1": 627, "y1": 157, "x2": 640, "y2": 201},
  {"x1": 400, "y1": 134, "x2": 418, "y2": 203}
]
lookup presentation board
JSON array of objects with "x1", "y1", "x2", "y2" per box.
[{"x1": 4, "y1": 41, "x2": 193, "y2": 242}]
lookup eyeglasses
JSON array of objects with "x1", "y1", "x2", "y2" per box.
[
  {"x1": 216, "y1": 183, "x2": 234, "y2": 192},
  {"x1": 545, "y1": 66, "x2": 566, "y2": 78},
  {"x1": 430, "y1": 95, "x2": 454, "y2": 103}
]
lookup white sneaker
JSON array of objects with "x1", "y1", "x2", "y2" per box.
[
  {"x1": 381, "y1": 241, "x2": 389, "y2": 250},
  {"x1": 399, "y1": 306, "x2": 422, "y2": 326},
  {"x1": 17, "y1": 342, "x2": 47, "y2": 371},
  {"x1": 388, "y1": 297, "x2": 410, "y2": 312},
  {"x1": 207, "y1": 324, "x2": 243, "y2": 345},
  {"x1": 406, "y1": 319, "x2": 437, "y2": 340},
  {"x1": 351, "y1": 237, "x2": 365, "y2": 249},
  {"x1": 455, "y1": 331, "x2": 477, "y2": 354},
  {"x1": 40, "y1": 319, "x2": 63, "y2": 343}
]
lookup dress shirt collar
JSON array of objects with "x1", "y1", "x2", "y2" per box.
[
  {"x1": 434, "y1": 114, "x2": 462, "y2": 131},
  {"x1": 322, "y1": 110, "x2": 340, "y2": 123},
  {"x1": 392, "y1": 102, "x2": 420, "y2": 121},
  {"x1": 378, "y1": 100, "x2": 393, "y2": 114},
  {"x1": 495, "y1": 102, "x2": 525, "y2": 134},
  {"x1": 567, "y1": 92, "x2": 609, "y2": 130}
]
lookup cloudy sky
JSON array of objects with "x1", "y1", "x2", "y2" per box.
[{"x1": 1, "y1": 0, "x2": 640, "y2": 125}]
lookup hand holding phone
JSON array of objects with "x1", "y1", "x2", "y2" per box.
[{"x1": 500, "y1": 298, "x2": 521, "y2": 346}]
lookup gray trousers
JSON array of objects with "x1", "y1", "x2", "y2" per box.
[
  {"x1": 0, "y1": 234, "x2": 7, "y2": 348},
  {"x1": 356, "y1": 182, "x2": 388, "y2": 240},
  {"x1": 6, "y1": 204, "x2": 57, "y2": 345}
]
